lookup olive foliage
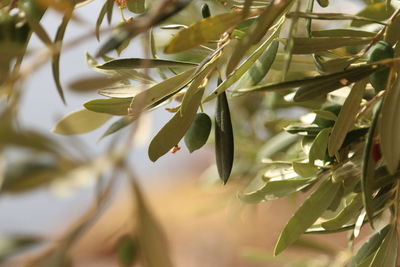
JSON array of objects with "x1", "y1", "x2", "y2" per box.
[{"x1": 1, "y1": 0, "x2": 400, "y2": 266}]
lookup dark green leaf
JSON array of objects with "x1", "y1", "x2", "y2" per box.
[
  {"x1": 361, "y1": 102, "x2": 381, "y2": 228},
  {"x1": 274, "y1": 179, "x2": 341, "y2": 255},
  {"x1": 312, "y1": 29, "x2": 375, "y2": 37},
  {"x1": 97, "y1": 58, "x2": 197, "y2": 69},
  {"x1": 215, "y1": 92, "x2": 234, "y2": 184},
  {"x1": 52, "y1": 7, "x2": 74, "y2": 104},
  {"x1": 117, "y1": 235, "x2": 138, "y2": 267},
  {"x1": 288, "y1": 37, "x2": 373, "y2": 54}
]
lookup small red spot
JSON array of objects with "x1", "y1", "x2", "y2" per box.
[{"x1": 371, "y1": 142, "x2": 381, "y2": 162}]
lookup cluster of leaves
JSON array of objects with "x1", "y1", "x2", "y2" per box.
[{"x1": 3, "y1": 0, "x2": 400, "y2": 265}]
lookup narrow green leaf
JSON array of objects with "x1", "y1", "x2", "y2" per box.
[
  {"x1": 239, "y1": 177, "x2": 315, "y2": 203},
  {"x1": 52, "y1": 109, "x2": 112, "y2": 135},
  {"x1": 69, "y1": 75, "x2": 128, "y2": 91},
  {"x1": 97, "y1": 58, "x2": 197, "y2": 69},
  {"x1": 226, "y1": 0, "x2": 294, "y2": 74},
  {"x1": 235, "y1": 40, "x2": 279, "y2": 89},
  {"x1": 380, "y1": 75, "x2": 400, "y2": 174},
  {"x1": 148, "y1": 87, "x2": 205, "y2": 162},
  {"x1": 127, "y1": 0, "x2": 145, "y2": 14},
  {"x1": 204, "y1": 22, "x2": 283, "y2": 102},
  {"x1": 95, "y1": 0, "x2": 108, "y2": 41},
  {"x1": 128, "y1": 67, "x2": 196, "y2": 118},
  {"x1": 309, "y1": 127, "x2": 331, "y2": 164},
  {"x1": 351, "y1": 2, "x2": 394, "y2": 27},
  {"x1": 274, "y1": 179, "x2": 341, "y2": 255},
  {"x1": 164, "y1": 11, "x2": 242, "y2": 54},
  {"x1": 288, "y1": 37, "x2": 373, "y2": 54},
  {"x1": 349, "y1": 224, "x2": 391, "y2": 267},
  {"x1": 321, "y1": 194, "x2": 363, "y2": 230},
  {"x1": 106, "y1": 0, "x2": 114, "y2": 24},
  {"x1": 84, "y1": 98, "x2": 133, "y2": 116},
  {"x1": 215, "y1": 92, "x2": 234, "y2": 184},
  {"x1": 98, "y1": 84, "x2": 152, "y2": 98},
  {"x1": 328, "y1": 79, "x2": 367, "y2": 156},
  {"x1": 370, "y1": 225, "x2": 398, "y2": 267},
  {"x1": 184, "y1": 113, "x2": 212, "y2": 153},
  {"x1": 286, "y1": 11, "x2": 389, "y2": 26},
  {"x1": 99, "y1": 116, "x2": 135, "y2": 141},
  {"x1": 133, "y1": 181, "x2": 173, "y2": 267},
  {"x1": 235, "y1": 64, "x2": 379, "y2": 94},
  {"x1": 361, "y1": 102, "x2": 381, "y2": 228},
  {"x1": 312, "y1": 29, "x2": 376, "y2": 38},
  {"x1": 52, "y1": 7, "x2": 74, "y2": 104}
]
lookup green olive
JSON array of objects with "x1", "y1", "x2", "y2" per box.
[
  {"x1": 368, "y1": 41, "x2": 394, "y2": 92},
  {"x1": 184, "y1": 112, "x2": 212, "y2": 153}
]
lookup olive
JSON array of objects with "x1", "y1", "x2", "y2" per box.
[
  {"x1": 368, "y1": 41, "x2": 394, "y2": 92},
  {"x1": 184, "y1": 112, "x2": 212, "y2": 153}
]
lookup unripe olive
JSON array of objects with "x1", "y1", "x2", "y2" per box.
[
  {"x1": 184, "y1": 112, "x2": 212, "y2": 153},
  {"x1": 368, "y1": 41, "x2": 394, "y2": 92},
  {"x1": 201, "y1": 4, "x2": 211, "y2": 19}
]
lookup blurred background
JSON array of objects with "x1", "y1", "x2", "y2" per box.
[{"x1": 0, "y1": 0, "x2": 374, "y2": 266}]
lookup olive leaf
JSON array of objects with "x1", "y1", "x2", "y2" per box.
[
  {"x1": 148, "y1": 87, "x2": 205, "y2": 162},
  {"x1": 361, "y1": 102, "x2": 382, "y2": 228},
  {"x1": 328, "y1": 79, "x2": 367, "y2": 156},
  {"x1": 165, "y1": 11, "x2": 242, "y2": 54},
  {"x1": 379, "y1": 74, "x2": 400, "y2": 174},
  {"x1": 274, "y1": 178, "x2": 341, "y2": 255},
  {"x1": 351, "y1": 2, "x2": 394, "y2": 27},
  {"x1": 287, "y1": 37, "x2": 373, "y2": 54},
  {"x1": 97, "y1": 58, "x2": 197, "y2": 69},
  {"x1": 52, "y1": 109, "x2": 112, "y2": 135},
  {"x1": 369, "y1": 225, "x2": 398, "y2": 267},
  {"x1": 84, "y1": 98, "x2": 133, "y2": 116}
]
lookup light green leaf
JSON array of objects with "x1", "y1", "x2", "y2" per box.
[
  {"x1": 95, "y1": 0, "x2": 108, "y2": 40},
  {"x1": 235, "y1": 40, "x2": 279, "y2": 89},
  {"x1": 321, "y1": 194, "x2": 363, "y2": 230},
  {"x1": 204, "y1": 22, "x2": 283, "y2": 102},
  {"x1": 348, "y1": 224, "x2": 391, "y2": 267},
  {"x1": 380, "y1": 75, "x2": 400, "y2": 174},
  {"x1": 239, "y1": 177, "x2": 315, "y2": 203},
  {"x1": 84, "y1": 98, "x2": 133, "y2": 116},
  {"x1": 328, "y1": 79, "x2": 367, "y2": 156},
  {"x1": 370, "y1": 225, "x2": 398, "y2": 267},
  {"x1": 164, "y1": 11, "x2": 242, "y2": 54},
  {"x1": 288, "y1": 37, "x2": 373, "y2": 54},
  {"x1": 98, "y1": 84, "x2": 151, "y2": 98},
  {"x1": 309, "y1": 127, "x2": 331, "y2": 164},
  {"x1": 52, "y1": 109, "x2": 112, "y2": 135},
  {"x1": 148, "y1": 87, "x2": 205, "y2": 162},
  {"x1": 226, "y1": 0, "x2": 294, "y2": 74},
  {"x1": 97, "y1": 58, "x2": 197, "y2": 69},
  {"x1": 274, "y1": 178, "x2": 341, "y2": 255},
  {"x1": 69, "y1": 75, "x2": 128, "y2": 91},
  {"x1": 351, "y1": 2, "x2": 394, "y2": 27},
  {"x1": 127, "y1": 0, "x2": 145, "y2": 14},
  {"x1": 99, "y1": 116, "x2": 135, "y2": 141},
  {"x1": 292, "y1": 162, "x2": 318, "y2": 177}
]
